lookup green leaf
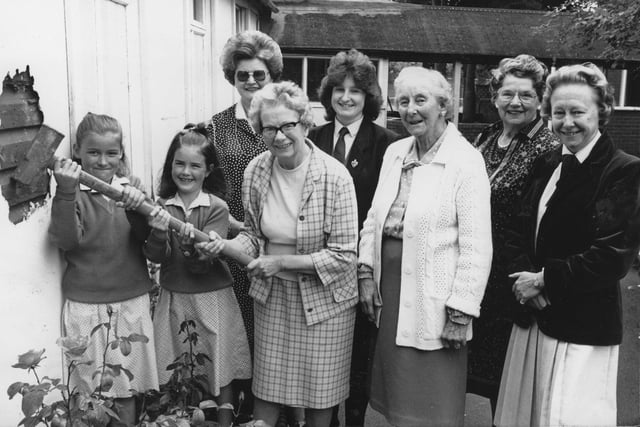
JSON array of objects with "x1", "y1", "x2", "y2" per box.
[
  {"x1": 7, "y1": 382, "x2": 27, "y2": 399},
  {"x1": 19, "y1": 415, "x2": 41, "y2": 427},
  {"x1": 21, "y1": 390, "x2": 45, "y2": 417},
  {"x1": 194, "y1": 353, "x2": 210, "y2": 366},
  {"x1": 127, "y1": 333, "x2": 149, "y2": 343},
  {"x1": 120, "y1": 366, "x2": 134, "y2": 381},
  {"x1": 165, "y1": 362, "x2": 180, "y2": 371},
  {"x1": 110, "y1": 340, "x2": 120, "y2": 350},
  {"x1": 120, "y1": 339, "x2": 132, "y2": 356}
]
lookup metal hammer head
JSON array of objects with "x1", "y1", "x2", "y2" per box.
[{"x1": 13, "y1": 124, "x2": 65, "y2": 186}]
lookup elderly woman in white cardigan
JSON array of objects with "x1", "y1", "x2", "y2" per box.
[{"x1": 358, "y1": 67, "x2": 492, "y2": 427}]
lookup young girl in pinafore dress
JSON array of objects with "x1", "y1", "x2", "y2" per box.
[{"x1": 145, "y1": 125, "x2": 251, "y2": 427}]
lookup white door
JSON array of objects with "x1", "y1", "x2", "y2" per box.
[
  {"x1": 186, "y1": 0, "x2": 213, "y2": 123},
  {"x1": 64, "y1": 0, "x2": 147, "y2": 180}
]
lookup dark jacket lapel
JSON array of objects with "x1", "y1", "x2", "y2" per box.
[{"x1": 346, "y1": 120, "x2": 373, "y2": 172}]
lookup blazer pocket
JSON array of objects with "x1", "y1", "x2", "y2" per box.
[{"x1": 331, "y1": 283, "x2": 358, "y2": 302}]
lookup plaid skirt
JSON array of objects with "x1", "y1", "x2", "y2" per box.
[
  {"x1": 154, "y1": 288, "x2": 252, "y2": 396},
  {"x1": 253, "y1": 276, "x2": 356, "y2": 408},
  {"x1": 62, "y1": 294, "x2": 159, "y2": 398}
]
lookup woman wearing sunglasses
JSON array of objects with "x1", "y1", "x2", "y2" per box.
[
  {"x1": 206, "y1": 29, "x2": 282, "y2": 349},
  {"x1": 204, "y1": 30, "x2": 283, "y2": 417}
]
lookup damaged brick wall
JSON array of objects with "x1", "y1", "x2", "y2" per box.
[{"x1": 0, "y1": 66, "x2": 51, "y2": 223}]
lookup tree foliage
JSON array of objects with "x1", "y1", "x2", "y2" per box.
[
  {"x1": 403, "y1": 0, "x2": 565, "y2": 10},
  {"x1": 551, "y1": 0, "x2": 640, "y2": 61}
]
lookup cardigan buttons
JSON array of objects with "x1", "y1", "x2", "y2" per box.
[{"x1": 299, "y1": 215, "x2": 305, "y2": 221}]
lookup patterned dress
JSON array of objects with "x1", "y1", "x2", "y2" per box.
[
  {"x1": 206, "y1": 105, "x2": 267, "y2": 350},
  {"x1": 468, "y1": 116, "x2": 558, "y2": 401}
]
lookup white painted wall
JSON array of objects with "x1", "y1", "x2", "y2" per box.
[
  {"x1": 0, "y1": 0, "x2": 69, "y2": 420},
  {"x1": 0, "y1": 0, "x2": 261, "y2": 421}
]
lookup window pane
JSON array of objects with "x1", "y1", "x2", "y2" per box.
[
  {"x1": 236, "y1": 6, "x2": 246, "y2": 32},
  {"x1": 282, "y1": 57, "x2": 303, "y2": 88},
  {"x1": 193, "y1": 0, "x2": 203, "y2": 22},
  {"x1": 307, "y1": 58, "x2": 330, "y2": 102}
]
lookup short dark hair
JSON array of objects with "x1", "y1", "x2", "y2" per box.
[{"x1": 318, "y1": 49, "x2": 383, "y2": 121}]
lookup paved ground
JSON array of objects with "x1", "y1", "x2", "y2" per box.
[{"x1": 358, "y1": 393, "x2": 493, "y2": 426}]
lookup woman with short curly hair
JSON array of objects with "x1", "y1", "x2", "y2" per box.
[
  {"x1": 494, "y1": 63, "x2": 640, "y2": 426},
  {"x1": 468, "y1": 54, "x2": 558, "y2": 416},
  {"x1": 209, "y1": 81, "x2": 359, "y2": 427}
]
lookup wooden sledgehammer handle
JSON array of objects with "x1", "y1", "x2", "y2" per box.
[{"x1": 57, "y1": 157, "x2": 254, "y2": 267}]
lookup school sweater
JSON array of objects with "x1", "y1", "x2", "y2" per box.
[
  {"x1": 48, "y1": 186, "x2": 153, "y2": 303},
  {"x1": 143, "y1": 192, "x2": 233, "y2": 293}
]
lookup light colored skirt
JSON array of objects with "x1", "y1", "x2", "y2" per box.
[
  {"x1": 252, "y1": 276, "x2": 356, "y2": 408},
  {"x1": 370, "y1": 237, "x2": 467, "y2": 427},
  {"x1": 153, "y1": 288, "x2": 252, "y2": 396},
  {"x1": 495, "y1": 322, "x2": 618, "y2": 427},
  {"x1": 62, "y1": 294, "x2": 159, "y2": 398}
]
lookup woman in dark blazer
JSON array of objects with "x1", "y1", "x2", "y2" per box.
[
  {"x1": 308, "y1": 49, "x2": 397, "y2": 426},
  {"x1": 495, "y1": 63, "x2": 640, "y2": 427}
]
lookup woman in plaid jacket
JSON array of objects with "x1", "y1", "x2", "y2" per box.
[{"x1": 209, "y1": 81, "x2": 359, "y2": 427}]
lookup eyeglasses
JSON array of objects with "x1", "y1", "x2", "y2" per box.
[
  {"x1": 235, "y1": 70, "x2": 268, "y2": 82},
  {"x1": 497, "y1": 90, "x2": 538, "y2": 104},
  {"x1": 261, "y1": 121, "x2": 300, "y2": 140}
]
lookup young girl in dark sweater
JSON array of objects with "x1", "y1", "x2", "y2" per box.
[
  {"x1": 145, "y1": 125, "x2": 251, "y2": 427},
  {"x1": 49, "y1": 112, "x2": 159, "y2": 424}
]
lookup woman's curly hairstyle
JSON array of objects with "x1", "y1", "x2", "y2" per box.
[
  {"x1": 490, "y1": 54, "x2": 549, "y2": 101},
  {"x1": 220, "y1": 30, "x2": 283, "y2": 85},
  {"x1": 248, "y1": 81, "x2": 314, "y2": 132},
  {"x1": 541, "y1": 62, "x2": 615, "y2": 127},
  {"x1": 318, "y1": 49, "x2": 383, "y2": 121}
]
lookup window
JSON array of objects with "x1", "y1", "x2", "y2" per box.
[
  {"x1": 193, "y1": 0, "x2": 203, "y2": 23},
  {"x1": 607, "y1": 68, "x2": 640, "y2": 108},
  {"x1": 235, "y1": 5, "x2": 258, "y2": 33}
]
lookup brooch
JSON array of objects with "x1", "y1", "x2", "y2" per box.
[{"x1": 350, "y1": 159, "x2": 359, "y2": 168}]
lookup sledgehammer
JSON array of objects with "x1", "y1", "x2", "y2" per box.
[{"x1": 13, "y1": 124, "x2": 254, "y2": 266}]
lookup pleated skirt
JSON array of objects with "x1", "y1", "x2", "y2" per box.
[
  {"x1": 495, "y1": 322, "x2": 618, "y2": 427},
  {"x1": 369, "y1": 237, "x2": 467, "y2": 427},
  {"x1": 252, "y1": 275, "x2": 356, "y2": 409},
  {"x1": 153, "y1": 288, "x2": 252, "y2": 396},
  {"x1": 62, "y1": 294, "x2": 159, "y2": 398}
]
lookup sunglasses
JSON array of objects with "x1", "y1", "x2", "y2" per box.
[{"x1": 236, "y1": 70, "x2": 268, "y2": 82}]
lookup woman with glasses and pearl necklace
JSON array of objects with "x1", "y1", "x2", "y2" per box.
[
  {"x1": 208, "y1": 81, "x2": 359, "y2": 427},
  {"x1": 468, "y1": 54, "x2": 558, "y2": 417}
]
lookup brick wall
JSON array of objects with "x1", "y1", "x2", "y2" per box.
[
  {"x1": 0, "y1": 66, "x2": 49, "y2": 224},
  {"x1": 388, "y1": 113, "x2": 640, "y2": 157},
  {"x1": 608, "y1": 109, "x2": 640, "y2": 157}
]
